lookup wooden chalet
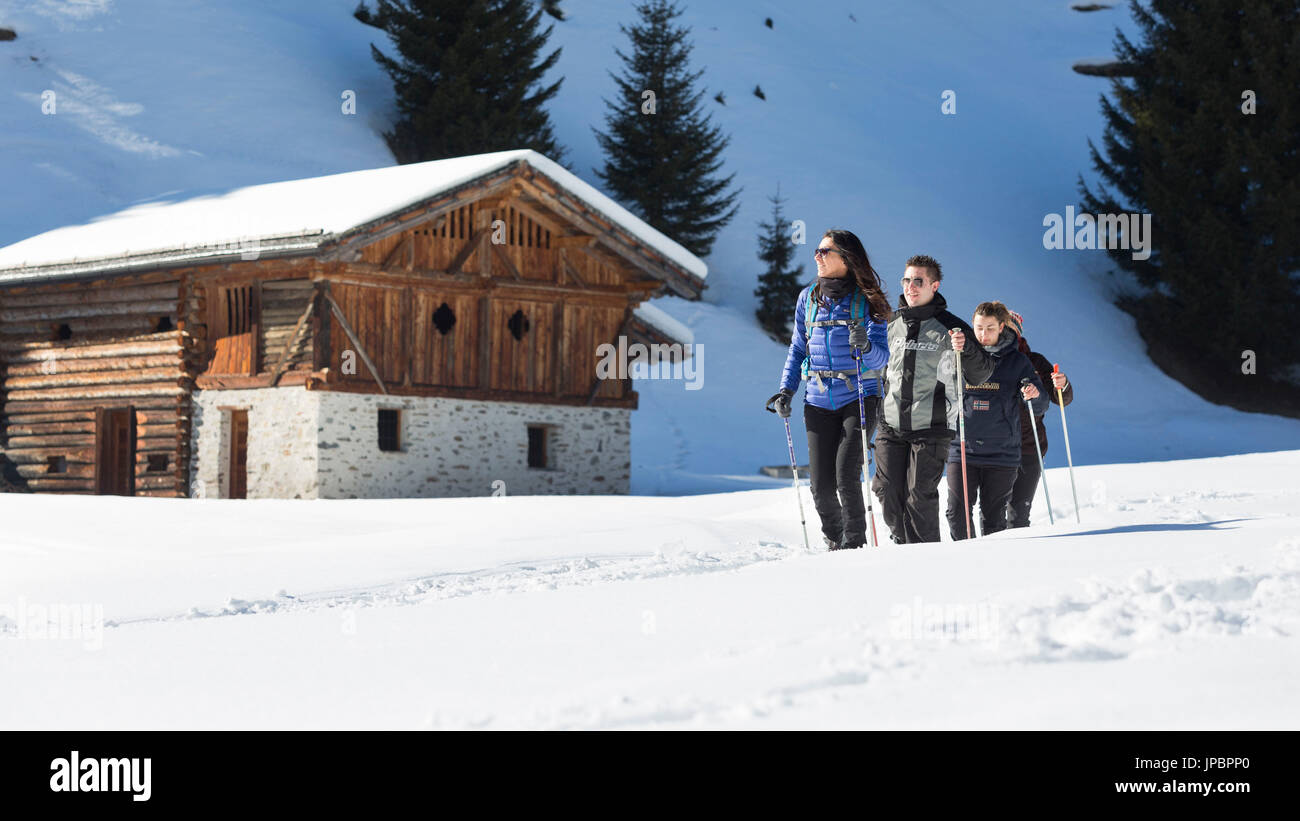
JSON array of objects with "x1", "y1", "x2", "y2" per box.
[{"x1": 0, "y1": 150, "x2": 705, "y2": 498}]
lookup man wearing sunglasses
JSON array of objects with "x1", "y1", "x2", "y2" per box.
[{"x1": 872, "y1": 255, "x2": 994, "y2": 544}]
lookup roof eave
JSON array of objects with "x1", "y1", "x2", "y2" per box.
[{"x1": 0, "y1": 232, "x2": 327, "y2": 287}]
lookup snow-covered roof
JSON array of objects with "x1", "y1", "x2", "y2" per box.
[
  {"x1": 0, "y1": 150, "x2": 707, "y2": 284},
  {"x1": 632, "y1": 303, "x2": 694, "y2": 347}
]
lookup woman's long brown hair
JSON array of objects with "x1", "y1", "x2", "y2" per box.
[{"x1": 819, "y1": 229, "x2": 891, "y2": 321}]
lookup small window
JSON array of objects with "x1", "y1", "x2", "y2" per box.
[
  {"x1": 54, "y1": 323, "x2": 72, "y2": 340},
  {"x1": 153, "y1": 316, "x2": 175, "y2": 333},
  {"x1": 507, "y1": 309, "x2": 530, "y2": 342},
  {"x1": 527, "y1": 425, "x2": 547, "y2": 468},
  {"x1": 432, "y1": 303, "x2": 456, "y2": 336},
  {"x1": 378, "y1": 409, "x2": 401, "y2": 452},
  {"x1": 47, "y1": 455, "x2": 67, "y2": 474},
  {"x1": 146, "y1": 453, "x2": 169, "y2": 472}
]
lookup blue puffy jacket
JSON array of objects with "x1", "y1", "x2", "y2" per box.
[
  {"x1": 947, "y1": 328, "x2": 1048, "y2": 467},
  {"x1": 779, "y1": 283, "x2": 889, "y2": 411}
]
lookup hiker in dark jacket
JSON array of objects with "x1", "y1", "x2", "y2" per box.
[
  {"x1": 945, "y1": 301, "x2": 1048, "y2": 541},
  {"x1": 768, "y1": 230, "x2": 890, "y2": 550},
  {"x1": 871, "y1": 255, "x2": 994, "y2": 544},
  {"x1": 1003, "y1": 310, "x2": 1073, "y2": 528}
]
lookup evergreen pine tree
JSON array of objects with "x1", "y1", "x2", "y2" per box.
[
  {"x1": 1080, "y1": 0, "x2": 1300, "y2": 400},
  {"x1": 593, "y1": 0, "x2": 740, "y2": 258},
  {"x1": 367, "y1": 0, "x2": 567, "y2": 164},
  {"x1": 753, "y1": 188, "x2": 804, "y2": 341}
]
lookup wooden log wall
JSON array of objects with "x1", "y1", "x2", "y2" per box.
[
  {"x1": 257, "y1": 279, "x2": 315, "y2": 377},
  {"x1": 0, "y1": 273, "x2": 188, "y2": 496}
]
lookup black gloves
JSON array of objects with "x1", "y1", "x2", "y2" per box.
[
  {"x1": 849, "y1": 321, "x2": 871, "y2": 354},
  {"x1": 765, "y1": 389, "x2": 794, "y2": 418}
]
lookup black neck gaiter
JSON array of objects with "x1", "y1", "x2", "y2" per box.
[{"x1": 817, "y1": 276, "x2": 853, "y2": 302}]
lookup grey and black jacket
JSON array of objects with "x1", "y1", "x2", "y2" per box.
[{"x1": 879, "y1": 292, "x2": 994, "y2": 437}]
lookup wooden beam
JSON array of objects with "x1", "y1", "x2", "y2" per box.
[
  {"x1": 5, "y1": 367, "x2": 182, "y2": 391},
  {"x1": 324, "y1": 293, "x2": 387, "y2": 395},
  {"x1": 551, "y1": 234, "x2": 597, "y2": 249},
  {"x1": 6, "y1": 383, "x2": 185, "y2": 403},
  {"x1": 552, "y1": 299, "x2": 564, "y2": 398},
  {"x1": 560, "y1": 253, "x2": 588, "y2": 289},
  {"x1": 402, "y1": 286, "x2": 412, "y2": 388},
  {"x1": 268, "y1": 298, "x2": 315, "y2": 386},
  {"x1": 624, "y1": 279, "x2": 665, "y2": 293},
  {"x1": 447, "y1": 228, "x2": 488, "y2": 274},
  {"x1": 380, "y1": 233, "x2": 412, "y2": 269},
  {"x1": 248, "y1": 281, "x2": 262, "y2": 376},
  {"x1": 476, "y1": 206, "x2": 493, "y2": 279},
  {"x1": 3, "y1": 396, "x2": 179, "y2": 415},
  {"x1": 302, "y1": 380, "x2": 637, "y2": 409},
  {"x1": 501, "y1": 198, "x2": 571, "y2": 238},
  {"x1": 587, "y1": 311, "x2": 631, "y2": 406},
  {"x1": 0, "y1": 282, "x2": 179, "y2": 309},
  {"x1": 312, "y1": 281, "x2": 331, "y2": 372},
  {"x1": 491, "y1": 243, "x2": 524, "y2": 282},
  {"x1": 478, "y1": 295, "x2": 491, "y2": 390}
]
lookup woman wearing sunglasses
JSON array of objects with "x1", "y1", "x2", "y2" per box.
[{"x1": 767, "y1": 230, "x2": 890, "y2": 550}]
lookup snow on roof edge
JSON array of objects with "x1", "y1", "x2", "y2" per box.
[
  {"x1": 0, "y1": 150, "x2": 708, "y2": 286},
  {"x1": 632, "y1": 302, "x2": 694, "y2": 347}
]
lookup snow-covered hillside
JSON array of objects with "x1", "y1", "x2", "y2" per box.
[
  {"x1": 3, "y1": 0, "x2": 1299, "y2": 493},
  {"x1": 3, "y1": 451, "x2": 1298, "y2": 729}
]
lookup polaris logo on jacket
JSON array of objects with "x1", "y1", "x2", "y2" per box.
[{"x1": 897, "y1": 339, "x2": 941, "y2": 352}]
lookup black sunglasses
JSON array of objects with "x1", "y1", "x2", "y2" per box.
[{"x1": 813, "y1": 247, "x2": 843, "y2": 259}]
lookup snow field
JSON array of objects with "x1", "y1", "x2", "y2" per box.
[{"x1": 2, "y1": 450, "x2": 1297, "y2": 729}]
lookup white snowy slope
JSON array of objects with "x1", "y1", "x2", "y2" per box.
[
  {"x1": 2, "y1": 450, "x2": 1298, "y2": 729},
  {"x1": 2, "y1": 1, "x2": 1298, "y2": 487}
]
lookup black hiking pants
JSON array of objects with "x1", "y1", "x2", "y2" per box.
[
  {"x1": 946, "y1": 462, "x2": 1019, "y2": 541},
  {"x1": 1006, "y1": 453, "x2": 1042, "y2": 528},
  {"x1": 804, "y1": 397, "x2": 877, "y2": 547},
  {"x1": 871, "y1": 424, "x2": 953, "y2": 544}
]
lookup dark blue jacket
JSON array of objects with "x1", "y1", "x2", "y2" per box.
[
  {"x1": 947, "y1": 328, "x2": 1048, "y2": 467},
  {"x1": 780, "y1": 283, "x2": 889, "y2": 410}
]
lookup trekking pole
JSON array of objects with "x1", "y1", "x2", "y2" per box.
[
  {"x1": 1020, "y1": 377, "x2": 1054, "y2": 525},
  {"x1": 767, "y1": 394, "x2": 811, "y2": 551},
  {"x1": 1053, "y1": 364, "x2": 1081, "y2": 524},
  {"x1": 854, "y1": 350, "x2": 879, "y2": 549},
  {"x1": 954, "y1": 340, "x2": 973, "y2": 540}
]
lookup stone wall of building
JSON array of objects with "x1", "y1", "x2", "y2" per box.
[
  {"x1": 190, "y1": 387, "x2": 320, "y2": 499},
  {"x1": 190, "y1": 388, "x2": 630, "y2": 499},
  {"x1": 314, "y1": 393, "x2": 631, "y2": 498}
]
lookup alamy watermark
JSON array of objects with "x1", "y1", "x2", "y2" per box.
[
  {"x1": 888, "y1": 595, "x2": 1000, "y2": 647},
  {"x1": 50, "y1": 751, "x2": 151, "y2": 801},
  {"x1": 0, "y1": 597, "x2": 104, "y2": 651},
  {"x1": 1043, "y1": 205, "x2": 1152, "y2": 261},
  {"x1": 595, "y1": 336, "x2": 704, "y2": 391}
]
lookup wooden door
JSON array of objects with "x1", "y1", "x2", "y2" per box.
[
  {"x1": 229, "y1": 410, "x2": 248, "y2": 499},
  {"x1": 94, "y1": 407, "x2": 135, "y2": 496}
]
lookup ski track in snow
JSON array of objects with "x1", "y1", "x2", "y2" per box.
[
  {"x1": 45, "y1": 540, "x2": 803, "y2": 631},
  {"x1": 433, "y1": 537, "x2": 1300, "y2": 729}
]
